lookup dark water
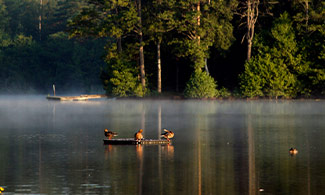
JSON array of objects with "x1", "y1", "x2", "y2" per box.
[{"x1": 0, "y1": 96, "x2": 325, "y2": 195}]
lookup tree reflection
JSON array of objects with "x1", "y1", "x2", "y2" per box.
[
  {"x1": 1, "y1": 100, "x2": 324, "y2": 194},
  {"x1": 158, "y1": 104, "x2": 162, "y2": 139},
  {"x1": 247, "y1": 114, "x2": 257, "y2": 195}
]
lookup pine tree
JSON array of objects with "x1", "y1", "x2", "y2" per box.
[
  {"x1": 292, "y1": 0, "x2": 325, "y2": 96},
  {"x1": 240, "y1": 13, "x2": 302, "y2": 98}
]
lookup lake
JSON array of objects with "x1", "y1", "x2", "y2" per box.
[{"x1": 0, "y1": 96, "x2": 324, "y2": 194}]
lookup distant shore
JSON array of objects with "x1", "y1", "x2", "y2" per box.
[
  {"x1": 0, "y1": 93, "x2": 324, "y2": 101},
  {"x1": 113, "y1": 94, "x2": 325, "y2": 101}
]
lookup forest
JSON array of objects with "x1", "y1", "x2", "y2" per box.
[{"x1": 0, "y1": 0, "x2": 324, "y2": 98}]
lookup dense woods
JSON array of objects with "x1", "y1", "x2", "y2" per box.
[{"x1": 0, "y1": 0, "x2": 324, "y2": 98}]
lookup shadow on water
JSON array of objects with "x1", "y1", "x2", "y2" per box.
[{"x1": 0, "y1": 96, "x2": 325, "y2": 194}]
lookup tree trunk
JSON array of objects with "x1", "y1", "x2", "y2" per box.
[
  {"x1": 138, "y1": 0, "x2": 146, "y2": 91},
  {"x1": 157, "y1": 41, "x2": 162, "y2": 93},
  {"x1": 247, "y1": 114, "x2": 257, "y2": 195},
  {"x1": 247, "y1": 39, "x2": 252, "y2": 61},
  {"x1": 195, "y1": 1, "x2": 202, "y2": 70},
  {"x1": 139, "y1": 40, "x2": 146, "y2": 91},
  {"x1": 197, "y1": 1, "x2": 201, "y2": 45},
  {"x1": 204, "y1": 58, "x2": 209, "y2": 74},
  {"x1": 246, "y1": 0, "x2": 259, "y2": 61},
  {"x1": 247, "y1": 0, "x2": 252, "y2": 61},
  {"x1": 39, "y1": 0, "x2": 42, "y2": 41}
]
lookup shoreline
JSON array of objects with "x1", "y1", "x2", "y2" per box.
[
  {"x1": 0, "y1": 93, "x2": 324, "y2": 101},
  {"x1": 114, "y1": 95, "x2": 325, "y2": 101}
]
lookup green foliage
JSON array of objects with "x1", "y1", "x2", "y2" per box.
[
  {"x1": 240, "y1": 54, "x2": 297, "y2": 98},
  {"x1": 168, "y1": 0, "x2": 236, "y2": 100},
  {"x1": 216, "y1": 87, "x2": 232, "y2": 98},
  {"x1": 102, "y1": 56, "x2": 147, "y2": 97},
  {"x1": 146, "y1": 0, "x2": 177, "y2": 41},
  {"x1": 171, "y1": 0, "x2": 235, "y2": 70},
  {"x1": 184, "y1": 70, "x2": 217, "y2": 98},
  {"x1": 165, "y1": 0, "x2": 236, "y2": 98},
  {"x1": 240, "y1": 13, "x2": 301, "y2": 98},
  {"x1": 68, "y1": 0, "x2": 138, "y2": 39},
  {"x1": 292, "y1": 0, "x2": 325, "y2": 96},
  {"x1": 110, "y1": 70, "x2": 140, "y2": 97},
  {"x1": 1, "y1": 0, "x2": 324, "y2": 97},
  {"x1": 0, "y1": 34, "x2": 104, "y2": 93},
  {"x1": 211, "y1": 0, "x2": 237, "y2": 51},
  {"x1": 0, "y1": 8, "x2": 10, "y2": 48},
  {"x1": 69, "y1": 0, "x2": 148, "y2": 96}
]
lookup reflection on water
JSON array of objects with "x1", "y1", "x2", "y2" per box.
[{"x1": 0, "y1": 96, "x2": 325, "y2": 194}]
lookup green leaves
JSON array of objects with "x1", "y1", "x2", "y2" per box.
[
  {"x1": 184, "y1": 69, "x2": 218, "y2": 98},
  {"x1": 103, "y1": 56, "x2": 147, "y2": 97},
  {"x1": 69, "y1": 0, "x2": 138, "y2": 39},
  {"x1": 1, "y1": 0, "x2": 324, "y2": 97},
  {"x1": 240, "y1": 13, "x2": 300, "y2": 98}
]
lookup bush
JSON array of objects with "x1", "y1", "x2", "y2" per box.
[
  {"x1": 103, "y1": 57, "x2": 147, "y2": 97},
  {"x1": 240, "y1": 54, "x2": 297, "y2": 98},
  {"x1": 110, "y1": 70, "x2": 138, "y2": 97},
  {"x1": 216, "y1": 87, "x2": 231, "y2": 98},
  {"x1": 184, "y1": 70, "x2": 217, "y2": 98}
]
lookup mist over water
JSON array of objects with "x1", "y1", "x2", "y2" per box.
[{"x1": 0, "y1": 95, "x2": 325, "y2": 194}]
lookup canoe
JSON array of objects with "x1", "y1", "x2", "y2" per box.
[
  {"x1": 103, "y1": 138, "x2": 171, "y2": 145},
  {"x1": 47, "y1": 94, "x2": 107, "y2": 101}
]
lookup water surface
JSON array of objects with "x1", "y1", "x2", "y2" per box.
[{"x1": 0, "y1": 96, "x2": 325, "y2": 194}]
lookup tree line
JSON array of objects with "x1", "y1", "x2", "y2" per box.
[
  {"x1": 0, "y1": 0, "x2": 324, "y2": 98},
  {"x1": 0, "y1": 0, "x2": 104, "y2": 94}
]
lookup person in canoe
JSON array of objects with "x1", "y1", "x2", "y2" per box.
[
  {"x1": 161, "y1": 129, "x2": 174, "y2": 141},
  {"x1": 104, "y1": 129, "x2": 118, "y2": 140},
  {"x1": 134, "y1": 129, "x2": 144, "y2": 141}
]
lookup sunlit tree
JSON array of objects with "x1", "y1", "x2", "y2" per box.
[
  {"x1": 240, "y1": 13, "x2": 302, "y2": 98},
  {"x1": 69, "y1": 0, "x2": 149, "y2": 96}
]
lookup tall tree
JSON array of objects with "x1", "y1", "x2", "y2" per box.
[
  {"x1": 137, "y1": 0, "x2": 146, "y2": 92},
  {"x1": 146, "y1": 0, "x2": 176, "y2": 93},
  {"x1": 51, "y1": 0, "x2": 87, "y2": 36},
  {"x1": 292, "y1": 0, "x2": 325, "y2": 95},
  {"x1": 240, "y1": 13, "x2": 302, "y2": 98},
  {"x1": 238, "y1": 0, "x2": 260, "y2": 61},
  {"x1": 69, "y1": 0, "x2": 150, "y2": 96},
  {"x1": 69, "y1": 0, "x2": 138, "y2": 48},
  {"x1": 172, "y1": 0, "x2": 236, "y2": 98},
  {"x1": 173, "y1": 0, "x2": 216, "y2": 98},
  {"x1": 39, "y1": 0, "x2": 42, "y2": 41}
]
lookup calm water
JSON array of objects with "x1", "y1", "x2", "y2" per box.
[{"x1": 0, "y1": 96, "x2": 325, "y2": 195}]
